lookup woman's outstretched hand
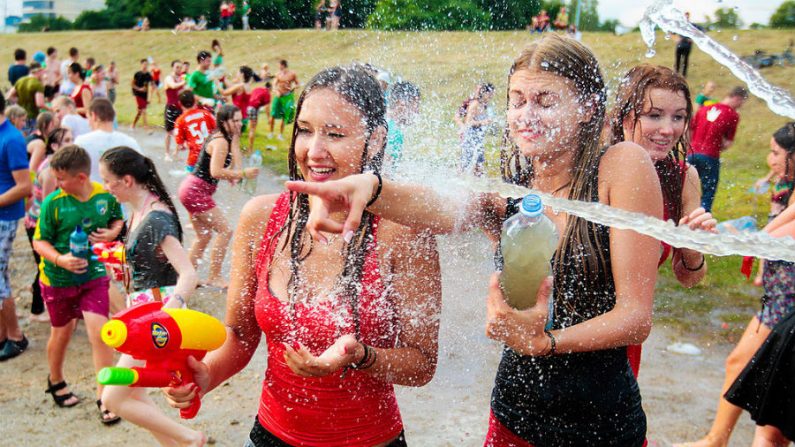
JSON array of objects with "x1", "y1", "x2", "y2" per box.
[
  {"x1": 283, "y1": 334, "x2": 361, "y2": 377},
  {"x1": 678, "y1": 207, "x2": 718, "y2": 233},
  {"x1": 485, "y1": 273, "x2": 554, "y2": 356},
  {"x1": 285, "y1": 173, "x2": 379, "y2": 244}
]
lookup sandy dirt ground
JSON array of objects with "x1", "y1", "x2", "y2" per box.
[{"x1": 0, "y1": 129, "x2": 758, "y2": 446}]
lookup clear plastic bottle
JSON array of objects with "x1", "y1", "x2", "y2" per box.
[
  {"x1": 499, "y1": 195, "x2": 559, "y2": 310},
  {"x1": 716, "y1": 215, "x2": 757, "y2": 234},
  {"x1": 69, "y1": 225, "x2": 91, "y2": 283},
  {"x1": 243, "y1": 150, "x2": 263, "y2": 195}
]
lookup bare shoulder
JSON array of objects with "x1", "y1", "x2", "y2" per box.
[
  {"x1": 600, "y1": 141, "x2": 653, "y2": 168},
  {"x1": 376, "y1": 218, "x2": 435, "y2": 254},
  {"x1": 239, "y1": 194, "x2": 280, "y2": 234}
]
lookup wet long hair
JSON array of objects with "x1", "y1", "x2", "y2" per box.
[
  {"x1": 276, "y1": 65, "x2": 386, "y2": 336},
  {"x1": 215, "y1": 104, "x2": 239, "y2": 144},
  {"x1": 609, "y1": 64, "x2": 692, "y2": 222},
  {"x1": 774, "y1": 122, "x2": 795, "y2": 180},
  {"x1": 35, "y1": 112, "x2": 56, "y2": 138},
  {"x1": 99, "y1": 146, "x2": 183, "y2": 241},
  {"x1": 498, "y1": 33, "x2": 610, "y2": 317},
  {"x1": 44, "y1": 127, "x2": 70, "y2": 157}
]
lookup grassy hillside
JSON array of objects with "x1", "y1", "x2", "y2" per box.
[{"x1": 3, "y1": 28, "x2": 794, "y2": 338}]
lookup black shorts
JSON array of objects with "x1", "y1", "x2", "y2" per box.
[
  {"x1": 246, "y1": 417, "x2": 407, "y2": 447},
  {"x1": 164, "y1": 104, "x2": 182, "y2": 132}
]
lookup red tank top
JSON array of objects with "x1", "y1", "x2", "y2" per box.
[
  {"x1": 233, "y1": 88, "x2": 251, "y2": 118},
  {"x1": 254, "y1": 192, "x2": 403, "y2": 447},
  {"x1": 71, "y1": 83, "x2": 92, "y2": 117},
  {"x1": 165, "y1": 76, "x2": 183, "y2": 106}
]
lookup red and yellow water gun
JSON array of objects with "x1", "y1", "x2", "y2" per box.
[{"x1": 96, "y1": 301, "x2": 226, "y2": 419}]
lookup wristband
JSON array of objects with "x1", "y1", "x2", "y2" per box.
[
  {"x1": 365, "y1": 171, "x2": 382, "y2": 208},
  {"x1": 543, "y1": 329, "x2": 557, "y2": 356},
  {"x1": 681, "y1": 253, "x2": 705, "y2": 271},
  {"x1": 55, "y1": 254, "x2": 61, "y2": 268}
]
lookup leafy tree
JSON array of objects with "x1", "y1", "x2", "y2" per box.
[
  {"x1": 340, "y1": 0, "x2": 379, "y2": 28},
  {"x1": 571, "y1": 0, "x2": 599, "y2": 31},
  {"x1": 368, "y1": 0, "x2": 490, "y2": 31},
  {"x1": 18, "y1": 14, "x2": 73, "y2": 32},
  {"x1": 141, "y1": 0, "x2": 185, "y2": 28},
  {"x1": 476, "y1": 0, "x2": 540, "y2": 30},
  {"x1": 103, "y1": 0, "x2": 140, "y2": 28},
  {"x1": 598, "y1": 18, "x2": 618, "y2": 32},
  {"x1": 770, "y1": 0, "x2": 795, "y2": 28},
  {"x1": 74, "y1": 10, "x2": 112, "y2": 30},
  {"x1": 711, "y1": 7, "x2": 742, "y2": 29}
]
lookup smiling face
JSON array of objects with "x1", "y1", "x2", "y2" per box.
[
  {"x1": 507, "y1": 69, "x2": 588, "y2": 160},
  {"x1": 768, "y1": 137, "x2": 795, "y2": 179},
  {"x1": 294, "y1": 89, "x2": 369, "y2": 183},
  {"x1": 624, "y1": 87, "x2": 688, "y2": 162}
]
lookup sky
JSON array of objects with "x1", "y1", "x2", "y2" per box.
[
  {"x1": 1, "y1": 0, "x2": 783, "y2": 28},
  {"x1": 598, "y1": 0, "x2": 780, "y2": 28}
]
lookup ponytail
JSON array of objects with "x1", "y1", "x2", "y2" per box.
[{"x1": 99, "y1": 146, "x2": 183, "y2": 241}]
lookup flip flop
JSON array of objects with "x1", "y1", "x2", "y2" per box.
[{"x1": 96, "y1": 399, "x2": 121, "y2": 425}]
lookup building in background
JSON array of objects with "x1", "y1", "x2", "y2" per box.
[{"x1": 22, "y1": 0, "x2": 103, "y2": 21}]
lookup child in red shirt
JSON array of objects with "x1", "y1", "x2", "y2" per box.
[{"x1": 173, "y1": 91, "x2": 216, "y2": 171}]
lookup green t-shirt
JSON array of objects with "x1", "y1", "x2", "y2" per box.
[
  {"x1": 34, "y1": 182, "x2": 124, "y2": 287},
  {"x1": 188, "y1": 70, "x2": 214, "y2": 99},
  {"x1": 14, "y1": 75, "x2": 44, "y2": 119}
]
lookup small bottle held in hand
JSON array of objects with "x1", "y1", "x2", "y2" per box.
[
  {"x1": 244, "y1": 150, "x2": 262, "y2": 195},
  {"x1": 69, "y1": 225, "x2": 91, "y2": 283},
  {"x1": 716, "y1": 215, "x2": 757, "y2": 234},
  {"x1": 499, "y1": 195, "x2": 559, "y2": 310}
]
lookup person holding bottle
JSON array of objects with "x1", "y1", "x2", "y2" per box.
[
  {"x1": 177, "y1": 105, "x2": 257, "y2": 288},
  {"x1": 675, "y1": 122, "x2": 795, "y2": 447},
  {"x1": 33, "y1": 145, "x2": 124, "y2": 424},
  {"x1": 285, "y1": 34, "x2": 662, "y2": 445}
]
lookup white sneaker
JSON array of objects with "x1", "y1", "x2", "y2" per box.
[
  {"x1": 267, "y1": 133, "x2": 273, "y2": 139},
  {"x1": 277, "y1": 134, "x2": 284, "y2": 141},
  {"x1": 165, "y1": 154, "x2": 174, "y2": 162}
]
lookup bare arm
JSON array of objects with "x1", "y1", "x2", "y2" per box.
[
  {"x1": 40, "y1": 168, "x2": 57, "y2": 198},
  {"x1": 28, "y1": 141, "x2": 47, "y2": 173},
  {"x1": 5, "y1": 88, "x2": 17, "y2": 102},
  {"x1": 486, "y1": 143, "x2": 663, "y2": 355},
  {"x1": 164, "y1": 75, "x2": 186, "y2": 90},
  {"x1": 159, "y1": 234, "x2": 198, "y2": 307},
  {"x1": 208, "y1": 137, "x2": 257, "y2": 180},
  {"x1": 285, "y1": 173, "x2": 506, "y2": 240},
  {"x1": 35, "y1": 91, "x2": 46, "y2": 109},
  {"x1": 0, "y1": 169, "x2": 31, "y2": 208},
  {"x1": 221, "y1": 83, "x2": 242, "y2": 97},
  {"x1": 77, "y1": 88, "x2": 93, "y2": 116},
  {"x1": 671, "y1": 165, "x2": 714, "y2": 287}
]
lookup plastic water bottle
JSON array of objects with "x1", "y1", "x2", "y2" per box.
[
  {"x1": 243, "y1": 150, "x2": 262, "y2": 195},
  {"x1": 69, "y1": 225, "x2": 91, "y2": 283},
  {"x1": 499, "y1": 195, "x2": 559, "y2": 310},
  {"x1": 716, "y1": 216, "x2": 758, "y2": 234}
]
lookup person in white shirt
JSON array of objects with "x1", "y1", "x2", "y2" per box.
[
  {"x1": 52, "y1": 96, "x2": 90, "y2": 139},
  {"x1": 58, "y1": 47, "x2": 80, "y2": 96},
  {"x1": 74, "y1": 98, "x2": 141, "y2": 183}
]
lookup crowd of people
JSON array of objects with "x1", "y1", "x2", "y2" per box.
[{"x1": 1, "y1": 29, "x2": 794, "y2": 447}]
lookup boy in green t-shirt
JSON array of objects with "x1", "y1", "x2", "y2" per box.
[{"x1": 32, "y1": 145, "x2": 124, "y2": 424}]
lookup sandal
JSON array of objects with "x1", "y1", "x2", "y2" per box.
[
  {"x1": 96, "y1": 399, "x2": 121, "y2": 425},
  {"x1": 45, "y1": 376, "x2": 81, "y2": 408}
]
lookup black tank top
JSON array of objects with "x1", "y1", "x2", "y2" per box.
[
  {"x1": 491, "y1": 159, "x2": 647, "y2": 446},
  {"x1": 193, "y1": 134, "x2": 232, "y2": 186}
]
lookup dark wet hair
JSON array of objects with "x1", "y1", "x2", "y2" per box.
[
  {"x1": 197, "y1": 51, "x2": 211, "y2": 62},
  {"x1": 390, "y1": 81, "x2": 420, "y2": 103},
  {"x1": 35, "y1": 111, "x2": 56, "y2": 137},
  {"x1": 46, "y1": 47, "x2": 56, "y2": 56},
  {"x1": 609, "y1": 64, "x2": 692, "y2": 222},
  {"x1": 215, "y1": 104, "x2": 239, "y2": 144},
  {"x1": 277, "y1": 65, "x2": 387, "y2": 336},
  {"x1": 45, "y1": 127, "x2": 69, "y2": 157},
  {"x1": 14, "y1": 48, "x2": 25, "y2": 61},
  {"x1": 68, "y1": 62, "x2": 85, "y2": 80},
  {"x1": 99, "y1": 147, "x2": 182, "y2": 240},
  {"x1": 729, "y1": 86, "x2": 749, "y2": 99},
  {"x1": 178, "y1": 90, "x2": 196, "y2": 108},
  {"x1": 773, "y1": 123, "x2": 795, "y2": 153},
  {"x1": 240, "y1": 66, "x2": 254, "y2": 83},
  {"x1": 50, "y1": 145, "x2": 90, "y2": 175}
]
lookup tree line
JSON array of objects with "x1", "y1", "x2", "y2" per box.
[{"x1": 17, "y1": 0, "x2": 795, "y2": 33}]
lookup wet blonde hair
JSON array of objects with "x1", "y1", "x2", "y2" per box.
[{"x1": 499, "y1": 33, "x2": 610, "y2": 314}]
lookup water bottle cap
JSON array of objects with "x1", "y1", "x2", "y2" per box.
[{"x1": 520, "y1": 194, "x2": 544, "y2": 217}]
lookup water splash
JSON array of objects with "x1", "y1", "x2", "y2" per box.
[
  {"x1": 640, "y1": 0, "x2": 795, "y2": 119},
  {"x1": 456, "y1": 176, "x2": 795, "y2": 263}
]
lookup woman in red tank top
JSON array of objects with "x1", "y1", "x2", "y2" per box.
[
  {"x1": 222, "y1": 66, "x2": 254, "y2": 122},
  {"x1": 608, "y1": 64, "x2": 717, "y2": 378},
  {"x1": 164, "y1": 65, "x2": 441, "y2": 447},
  {"x1": 67, "y1": 62, "x2": 92, "y2": 118}
]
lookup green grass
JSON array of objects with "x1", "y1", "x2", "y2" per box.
[{"x1": 4, "y1": 28, "x2": 794, "y2": 339}]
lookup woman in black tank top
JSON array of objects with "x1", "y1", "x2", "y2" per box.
[
  {"x1": 177, "y1": 105, "x2": 259, "y2": 288},
  {"x1": 285, "y1": 34, "x2": 663, "y2": 446}
]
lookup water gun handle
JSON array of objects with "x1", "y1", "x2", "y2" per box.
[{"x1": 178, "y1": 368, "x2": 201, "y2": 420}]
